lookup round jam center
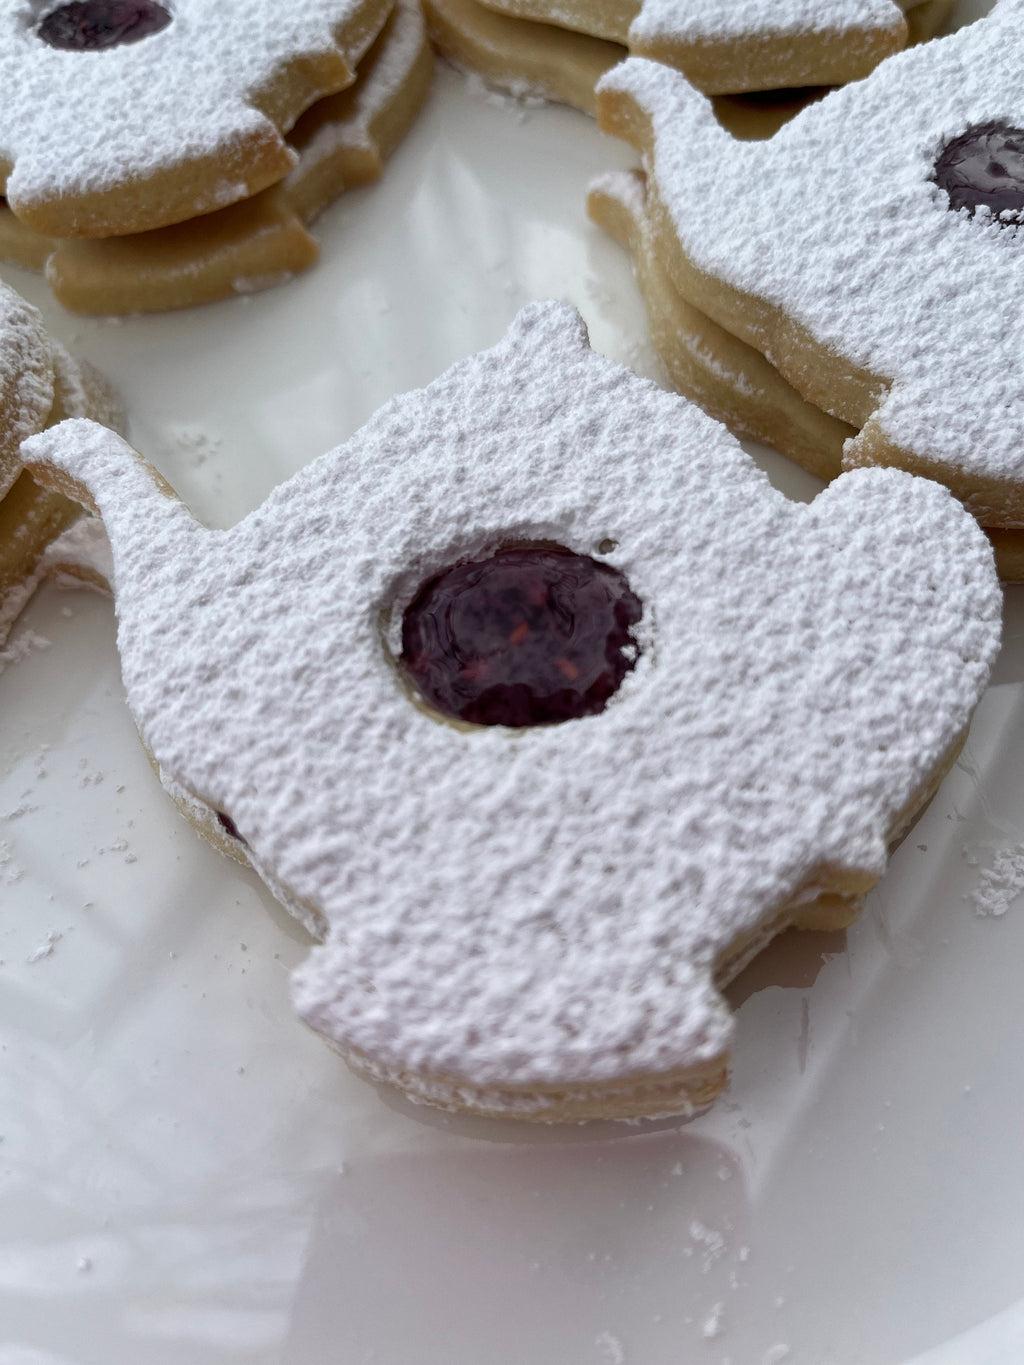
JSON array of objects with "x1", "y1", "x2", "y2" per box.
[
  {"x1": 935, "y1": 123, "x2": 1024, "y2": 219},
  {"x1": 399, "y1": 546, "x2": 642, "y2": 727},
  {"x1": 38, "y1": 1, "x2": 172, "y2": 50}
]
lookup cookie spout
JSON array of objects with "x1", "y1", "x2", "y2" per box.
[
  {"x1": 21, "y1": 417, "x2": 205, "y2": 594},
  {"x1": 596, "y1": 55, "x2": 737, "y2": 170}
]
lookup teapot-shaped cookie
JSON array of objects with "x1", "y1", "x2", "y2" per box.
[
  {"x1": 23, "y1": 303, "x2": 1001, "y2": 1120},
  {"x1": 0, "y1": 0, "x2": 393, "y2": 237},
  {"x1": 598, "y1": 0, "x2": 1024, "y2": 528}
]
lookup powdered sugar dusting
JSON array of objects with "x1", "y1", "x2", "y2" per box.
[
  {"x1": 0, "y1": 627, "x2": 51, "y2": 677},
  {"x1": 632, "y1": 0, "x2": 902, "y2": 45},
  {"x1": 22, "y1": 302, "x2": 1001, "y2": 1110},
  {"x1": 459, "y1": 68, "x2": 548, "y2": 112},
  {"x1": 701, "y1": 1301, "x2": 724, "y2": 1338},
  {"x1": 0, "y1": 283, "x2": 54, "y2": 499},
  {"x1": 26, "y1": 928, "x2": 61, "y2": 963},
  {"x1": 489, "y1": 0, "x2": 904, "y2": 50},
  {"x1": 599, "y1": 1, "x2": 1024, "y2": 497}
]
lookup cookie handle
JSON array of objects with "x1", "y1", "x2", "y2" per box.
[{"x1": 21, "y1": 417, "x2": 204, "y2": 595}]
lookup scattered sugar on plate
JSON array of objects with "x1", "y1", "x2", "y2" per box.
[
  {"x1": 968, "y1": 843, "x2": 1024, "y2": 917},
  {"x1": 595, "y1": 1330, "x2": 626, "y2": 1363},
  {"x1": 702, "y1": 1302, "x2": 725, "y2": 1339},
  {"x1": 26, "y1": 929, "x2": 62, "y2": 963},
  {"x1": 170, "y1": 426, "x2": 223, "y2": 469},
  {"x1": 0, "y1": 841, "x2": 24, "y2": 886},
  {"x1": 0, "y1": 627, "x2": 51, "y2": 676}
]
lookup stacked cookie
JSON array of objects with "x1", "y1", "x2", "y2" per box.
[
  {"x1": 588, "y1": 0, "x2": 1024, "y2": 578},
  {"x1": 424, "y1": 0, "x2": 954, "y2": 121},
  {"x1": 0, "y1": 0, "x2": 433, "y2": 313},
  {"x1": 0, "y1": 280, "x2": 120, "y2": 642},
  {"x1": 23, "y1": 302, "x2": 1001, "y2": 1120}
]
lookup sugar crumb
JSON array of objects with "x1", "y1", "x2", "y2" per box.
[
  {"x1": 595, "y1": 1331, "x2": 625, "y2": 1363},
  {"x1": 968, "y1": 842, "x2": 1024, "y2": 916},
  {"x1": 0, "y1": 628, "x2": 51, "y2": 676},
  {"x1": 26, "y1": 929, "x2": 62, "y2": 963},
  {"x1": 702, "y1": 1303, "x2": 724, "y2": 1339}
]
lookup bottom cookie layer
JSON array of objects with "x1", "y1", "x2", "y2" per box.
[{"x1": 427, "y1": 0, "x2": 955, "y2": 129}]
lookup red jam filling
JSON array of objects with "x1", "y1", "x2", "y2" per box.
[
  {"x1": 38, "y1": 1, "x2": 172, "y2": 50},
  {"x1": 935, "y1": 123, "x2": 1024, "y2": 221},
  {"x1": 399, "y1": 546, "x2": 642, "y2": 727},
  {"x1": 215, "y1": 811, "x2": 246, "y2": 847}
]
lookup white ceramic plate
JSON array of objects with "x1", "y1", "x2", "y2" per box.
[{"x1": 3, "y1": 5, "x2": 1024, "y2": 1362}]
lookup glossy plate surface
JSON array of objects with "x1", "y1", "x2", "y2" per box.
[{"x1": 3, "y1": 4, "x2": 1024, "y2": 1361}]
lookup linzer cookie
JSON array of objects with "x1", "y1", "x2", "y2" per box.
[
  {"x1": 0, "y1": 0, "x2": 433, "y2": 314},
  {"x1": 427, "y1": 0, "x2": 951, "y2": 122},
  {"x1": 426, "y1": 0, "x2": 826, "y2": 131},
  {"x1": 588, "y1": 169, "x2": 1024, "y2": 582},
  {"x1": 595, "y1": 0, "x2": 1024, "y2": 540},
  {"x1": 0, "y1": 284, "x2": 53, "y2": 503},
  {"x1": 473, "y1": 0, "x2": 948, "y2": 93},
  {"x1": 23, "y1": 303, "x2": 1000, "y2": 1121},
  {"x1": 0, "y1": 0, "x2": 395, "y2": 241},
  {"x1": 0, "y1": 282, "x2": 122, "y2": 642}
]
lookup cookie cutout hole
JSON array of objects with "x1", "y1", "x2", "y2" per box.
[
  {"x1": 596, "y1": 538, "x2": 618, "y2": 555},
  {"x1": 934, "y1": 122, "x2": 1024, "y2": 222},
  {"x1": 399, "y1": 545, "x2": 642, "y2": 727},
  {"x1": 38, "y1": 1, "x2": 172, "y2": 50},
  {"x1": 215, "y1": 810, "x2": 247, "y2": 847},
  {"x1": 711, "y1": 87, "x2": 827, "y2": 141}
]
